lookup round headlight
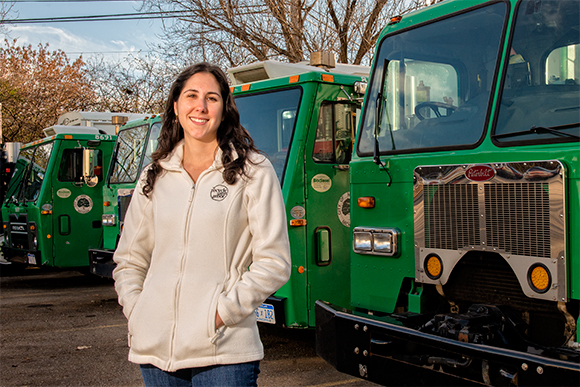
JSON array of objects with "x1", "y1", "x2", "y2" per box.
[{"x1": 424, "y1": 254, "x2": 443, "y2": 280}]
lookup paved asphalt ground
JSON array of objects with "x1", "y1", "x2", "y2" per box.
[{"x1": 0, "y1": 267, "x2": 379, "y2": 387}]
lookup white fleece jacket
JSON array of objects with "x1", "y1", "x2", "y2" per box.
[{"x1": 112, "y1": 141, "x2": 291, "y2": 372}]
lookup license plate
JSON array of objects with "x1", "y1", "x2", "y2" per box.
[
  {"x1": 255, "y1": 303, "x2": 275, "y2": 324},
  {"x1": 27, "y1": 253, "x2": 37, "y2": 265}
]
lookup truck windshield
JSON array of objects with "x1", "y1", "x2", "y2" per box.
[
  {"x1": 358, "y1": 2, "x2": 506, "y2": 154},
  {"x1": 6, "y1": 142, "x2": 54, "y2": 203},
  {"x1": 235, "y1": 88, "x2": 301, "y2": 181},
  {"x1": 493, "y1": 0, "x2": 580, "y2": 142},
  {"x1": 109, "y1": 124, "x2": 150, "y2": 184}
]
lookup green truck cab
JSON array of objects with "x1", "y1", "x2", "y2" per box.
[
  {"x1": 90, "y1": 57, "x2": 369, "y2": 329},
  {"x1": 1, "y1": 112, "x2": 145, "y2": 269},
  {"x1": 315, "y1": 0, "x2": 580, "y2": 385}
]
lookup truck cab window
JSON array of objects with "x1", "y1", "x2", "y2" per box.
[
  {"x1": 358, "y1": 2, "x2": 506, "y2": 154},
  {"x1": 494, "y1": 0, "x2": 580, "y2": 143},
  {"x1": 314, "y1": 103, "x2": 358, "y2": 164},
  {"x1": 235, "y1": 88, "x2": 301, "y2": 182},
  {"x1": 58, "y1": 149, "x2": 83, "y2": 182},
  {"x1": 110, "y1": 124, "x2": 150, "y2": 184},
  {"x1": 21, "y1": 142, "x2": 53, "y2": 202}
]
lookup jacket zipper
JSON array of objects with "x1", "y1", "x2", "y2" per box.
[{"x1": 168, "y1": 177, "x2": 196, "y2": 370}]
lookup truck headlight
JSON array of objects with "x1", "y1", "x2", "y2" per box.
[
  {"x1": 102, "y1": 214, "x2": 117, "y2": 227},
  {"x1": 353, "y1": 227, "x2": 399, "y2": 256}
]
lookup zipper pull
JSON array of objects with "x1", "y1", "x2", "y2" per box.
[{"x1": 189, "y1": 185, "x2": 195, "y2": 202}]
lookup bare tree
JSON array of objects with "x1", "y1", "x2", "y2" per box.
[
  {"x1": 143, "y1": 0, "x2": 434, "y2": 68},
  {"x1": 84, "y1": 53, "x2": 177, "y2": 114},
  {"x1": 0, "y1": 1, "x2": 15, "y2": 35},
  {"x1": 0, "y1": 39, "x2": 95, "y2": 143}
]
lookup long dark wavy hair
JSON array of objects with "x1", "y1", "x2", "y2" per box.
[{"x1": 142, "y1": 62, "x2": 258, "y2": 197}]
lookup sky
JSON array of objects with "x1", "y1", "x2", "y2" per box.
[{"x1": 2, "y1": 0, "x2": 166, "y2": 61}]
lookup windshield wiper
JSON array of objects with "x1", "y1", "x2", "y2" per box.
[
  {"x1": 493, "y1": 122, "x2": 580, "y2": 140},
  {"x1": 374, "y1": 59, "x2": 390, "y2": 165}
]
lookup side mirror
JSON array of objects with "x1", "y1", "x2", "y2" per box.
[{"x1": 82, "y1": 149, "x2": 99, "y2": 187}]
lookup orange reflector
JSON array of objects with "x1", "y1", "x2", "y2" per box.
[
  {"x1": 298, "y1": 266, "x2": 305, "y2": 274},
  {"x1": 290, "y1": 219, "x2": 307, "y2": 227},
  {"x1": 241, "y1": 84, "x2": 251, "y2": 91},
  {"x1": 289, "y1": 75, "x2": 300, "y2": 83},
  {"x1": 30, "y1": 225, "x2": 35, "y2": 230},
  {"x1": 230, "y1": 86, "x2": 235, "y2": 93},
  {"x1": 529, "y1": 264, "x2": 551, "y2": 293},
  {"x1": 321, "y1": 74, "x2": 334, "y2": 82},
  {"x1": 3, "y1": 224, "x2": 7, "y2": 229},
  {"x1": 425, "y1": 254, "x2": 443, "y2": 280},
  {"x1": 358, "y1": 197, "x2": 376, "y2": 208},
  {"x1": 104, "y1": 201, "x2": 111, "y2": 207},
  {"x1": 41, "y1": 210, "x2": 52, "y2": 215},
  {"x1": 64, "y1": 135, "x2": 73, "y2": 139},
  {"x1": 47, "y1": 234, "x2": 51, "y2": 239}
]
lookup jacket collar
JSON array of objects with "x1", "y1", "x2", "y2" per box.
[{"x1": 158, "y1": 140, "x2": 239, "y2": 172}]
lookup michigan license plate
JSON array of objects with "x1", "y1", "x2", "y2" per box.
[{"x1": 255, "y1": 303, "x2": 275, "y2": 324}]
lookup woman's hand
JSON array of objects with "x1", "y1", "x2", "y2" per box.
[{"x1": 215, "y1": 311, "x2": 224, "y2": 329}]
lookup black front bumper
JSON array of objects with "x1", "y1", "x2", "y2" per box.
[
  {"x1": 1, "y1": 246, "x2": 41, "y2": 266},
  {"x1": 89, "y1": 248, "x2": 116, "y2": 278},
  {"x1": 315, "y1": 301, "x2": 580, "y2": 386}
]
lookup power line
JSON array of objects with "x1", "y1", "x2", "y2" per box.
[{"x1": 3, "y1": 10, "x2": 189, "y2": 24}]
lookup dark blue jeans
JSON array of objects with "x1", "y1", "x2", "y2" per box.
[{"x1": 140, "y1": 361, "x2": 260, "y2": 387}]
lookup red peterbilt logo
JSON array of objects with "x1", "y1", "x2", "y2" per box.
[{"x1": 465, "y1": 165, "x2": 495, "y2": 182}]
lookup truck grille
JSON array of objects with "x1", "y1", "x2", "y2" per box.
[
  {"x1": 425, "y1": 182, "x2": 551, "y2": 258},
  {"x1": 414, "y1": 161, "x2": 566, "y2": 302},
  {"x1": 7, "y1": 213, "x2": 29, "y2": 249}
]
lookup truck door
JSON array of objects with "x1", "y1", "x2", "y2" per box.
[
  {"x1": 51, "y1": 143, "x2": 105, "y2": 267},
  {"x1": 305, "y1": 101, "x2": 359, "y2": 325}
]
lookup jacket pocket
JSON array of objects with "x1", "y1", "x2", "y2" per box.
[{"x1": 207, "y1": 284, "x2": 224, "y2": 340}]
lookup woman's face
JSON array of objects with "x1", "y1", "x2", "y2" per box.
[{"x1": 174, "y1": 72, "x2": 224, "y2": 145}]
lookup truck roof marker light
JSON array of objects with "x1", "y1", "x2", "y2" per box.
[
  {"x1": 388, "y1": 15, "x2": 402, "y2": 25},
  {"x1": 241, "y1": 84, "x2": 251, "y2": 91},
  {"x1": 425, "y1": 254, "x2": 443, "y2": 280},
  {"x1": 358, "y1": 197, "x2": 375, "y2": 208},
  {"x1": 64, "y1": 135, "x2": 73, "y2": 139},
  {"x1": 528, "y1": 263, "x2": 551, "y2": 293},
  {"x1": 230, "y1": 86, "x2": 235, "y2": 93},
  {"x1": 289, "y1": 75, "x2": 300, "y2": 83},
  {"x1": 321, "y1": 74, "x2": 334, "y2": 82},
  {"x1": 290, "y1": 219, "x2": 307, "y2": 227}
]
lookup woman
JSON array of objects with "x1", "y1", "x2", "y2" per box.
[{"x1": 112, "y1": 62, "x2": 291, "y2": 387}]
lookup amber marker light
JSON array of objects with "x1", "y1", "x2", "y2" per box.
[
  {"x1": 41, "y1": 210, "x2": 52, "y2": 215},
  {"x1": 47, "y1": 234, "x2": 51, "y2": 239},
  {"x1": 358, "y1": 196, "x2": 375, "y2": 208},
  {"x1": 103, "y1": 201, "x2": 111, "y2": 207},
  {"x1": 241, "y1": 84, "x2": 251, "y2": 91},
  {"x1": 528, "y1": 264, "x2": 551, "y2": 293},
  {"x1": 289, "y1": 75, "x2": 300, "y2": 83},
  {"x1": 389, "y1": 15, "x2": 402, "y2": 25},
  {"x1": 30, "y1": 225, "x2": 36, "y2": 231},
  {"x1": 290, "y1": 219, "x2": 307, "y2": 227},
  {"x1": 321, "y1": 74, "x2": 334, "y2": 82},
  {"x1": 425, "y1": 254, "x2": 443, "y2": 280},
  {"x1": 298, "y1": 266, "x2": 305, "y2": 274},
  {"x1": 64, "y1": 135, "x2": 73, "y2": 139}
]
